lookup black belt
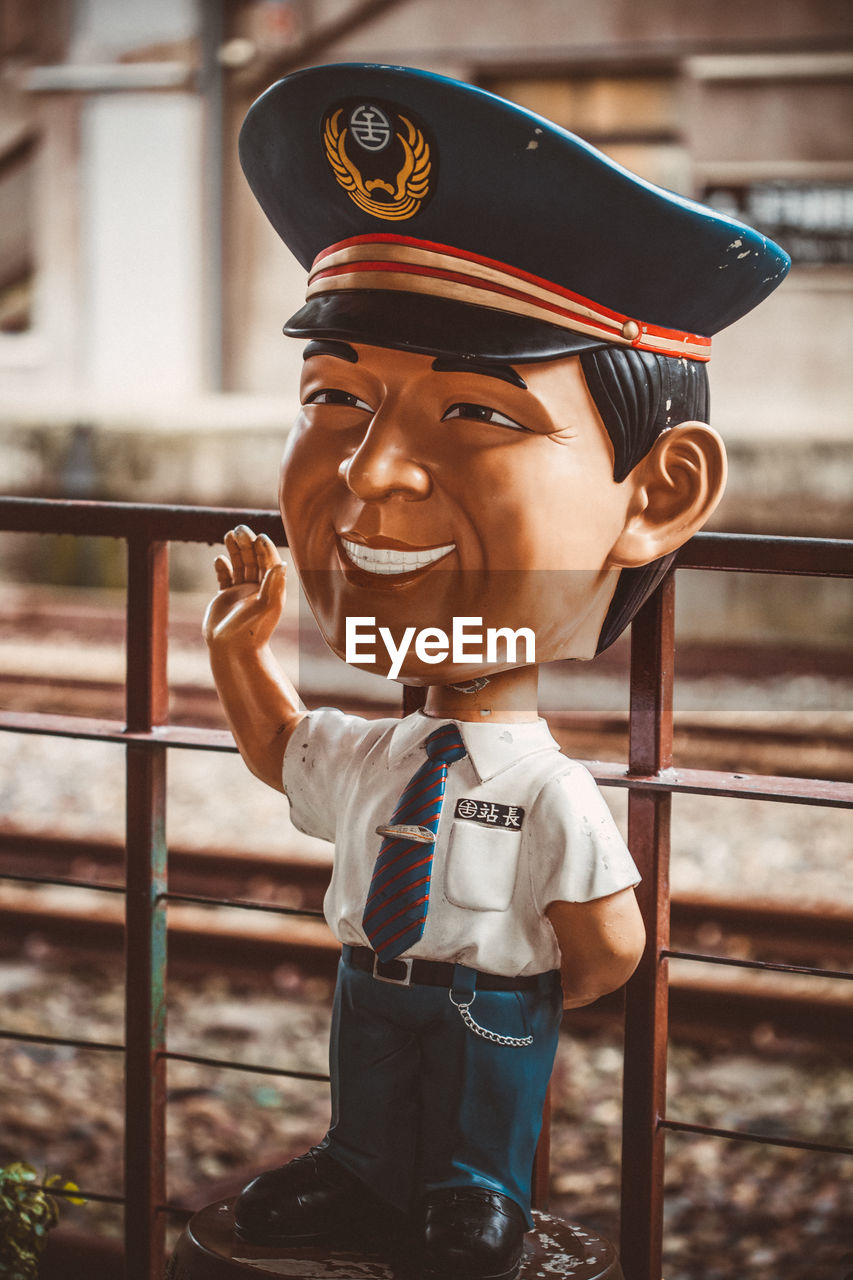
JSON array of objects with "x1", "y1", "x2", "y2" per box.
[{"x1": 344, "y1": 944, "x2": 545, "y2": 991}]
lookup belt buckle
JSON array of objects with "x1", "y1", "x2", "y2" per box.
[{"x1": 373, "y1": 955, "x2": 413, "y2": 986}]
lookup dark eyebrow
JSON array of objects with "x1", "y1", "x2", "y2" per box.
[
  {"x1": 431, "y1": 357, "x2": 527, "y2": 390},
  {"x1": 302, "y1": 340, "x2": 358, "y2": 363}
]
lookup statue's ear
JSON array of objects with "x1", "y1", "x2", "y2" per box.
[{"x1": 608, "y1": 423, "x2": 727, "y2": 568}]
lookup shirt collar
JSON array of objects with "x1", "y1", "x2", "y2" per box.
[{"x1": 387, "y1": 710, "x2": 560, "y2": 783}]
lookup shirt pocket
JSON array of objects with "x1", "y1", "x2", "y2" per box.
[{"x1": 444, "y1": 820, "x2": 521, "y2": 912}]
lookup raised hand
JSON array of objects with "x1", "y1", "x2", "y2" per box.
[
  {"x1": 203, "y1": 525, "x2": 287, "y2": 654},
  {"x1": 202, "y1": 525, "x2": 302, "y2": 791}
]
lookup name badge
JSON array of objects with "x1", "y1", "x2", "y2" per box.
[{"x1": 454, "y1": 799, "x2": 525, "y2": 830}]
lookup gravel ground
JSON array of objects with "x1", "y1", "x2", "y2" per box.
[{"x1": 1, "y1": 959, "x2": 850, "y2": 1279}]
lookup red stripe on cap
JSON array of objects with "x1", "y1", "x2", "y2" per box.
[
  {"x1": 311, "y1": 260, "x2": 631, "y2": 344},
  {"x1": 308, "y1": 234, "x2": 712, "y2": 361},
  {"x1": 314, "y1": 233, "x2": 631, "y2": 325}
]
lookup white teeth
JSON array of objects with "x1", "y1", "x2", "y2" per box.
[{"x1": 341, "y1": 537, "x2": 455, "y2": 575}]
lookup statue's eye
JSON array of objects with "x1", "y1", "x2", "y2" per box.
[
  {"x1": 304, "y1": 388, "x2": 373, "y2": 411},
  {"x1": 441, "y1": 403, "x2": 530, "y2": 432}
]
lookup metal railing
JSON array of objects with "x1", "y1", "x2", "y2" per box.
[{"x1": 0, "y1": 496, "x2": 851, "y2": 1280}]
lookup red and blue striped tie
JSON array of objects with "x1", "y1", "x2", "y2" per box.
[{"x1": 362, "y1": 723, "x2": 467, "y2": 963}]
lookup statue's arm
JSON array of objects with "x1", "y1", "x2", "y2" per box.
[
  {"x1": 546, "y1": 888, "x2": 645, "y2": 1010},
  {"x1": 203, "y1": 525, "x2": 305, "y2": 793}
]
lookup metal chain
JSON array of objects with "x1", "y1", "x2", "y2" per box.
[{"x1": 451, "y1": 996, "x2": 533, "y2": 1048}]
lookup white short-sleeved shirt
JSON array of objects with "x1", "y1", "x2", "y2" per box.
[{"x1": 283, "y1": 708, "x2": 639, "y2": 978}]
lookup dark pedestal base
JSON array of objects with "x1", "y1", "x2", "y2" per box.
[{"x1": 167, "y1": 1199, "x2": 624, "y2": 1279}]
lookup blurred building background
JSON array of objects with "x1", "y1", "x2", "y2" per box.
[{"x1": 0, "y1": 0, "x2": 851, "y2": 636}]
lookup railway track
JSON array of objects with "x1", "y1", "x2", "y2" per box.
[{"x1": 1, "y1": 831, "x2": 850, "y2": 1050}]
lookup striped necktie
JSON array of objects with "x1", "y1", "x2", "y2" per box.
[{"x1": 362, "y1": 723, "x2": 467, "y2": 963}]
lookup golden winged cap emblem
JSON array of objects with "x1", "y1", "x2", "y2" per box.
[{"x1": 323, "y1": 108, "x2": 432, "y2": 221}]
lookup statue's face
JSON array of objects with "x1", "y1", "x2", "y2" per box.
[{"x1": 280, "y1": 341, "x2": 635, "y2": 683}]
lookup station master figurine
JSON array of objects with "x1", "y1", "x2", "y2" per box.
[{"x1": 203, "y1": 65, "x2": 789, "y2": 1280}]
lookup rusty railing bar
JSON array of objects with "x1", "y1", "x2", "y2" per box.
[
  {"x1": 660, "y1": 1118, "x2": 853, "y2": 1158},
  {"x1": 0, "y1": 870, "x2": 125, "y2": 893},
  {"x1": 123, "y1": 535, "x2": 169, "y2": 1280},
  {"x1": 161, "y1": 889, "x2": 326, "y2": 919},
  {"x1": 620, "y1": 574, "x2": 675, "y2": 1280},
  {"x1": 2, "y1": 872, "x2": 331, "y2": 914},
  {"x1": 162, "y1": 1049, "x2": 329, "y2": 1082},
  {"x1": 0, "y1": 710, "x2": 236, "y2": 750},
  {"x1": 532, "y1": 1091, "x2": 552, "y2": 1212},
  {"x1": 31, "y1": 1182, "x2": 127, "y2": 1206},
  {"x1": 676, "y1": 531, "x2": 853, "y2": 577},
  {"x1": 589, "y1": 762, "x2": 853, "y2": 808},
  {"x1": 663, "y1": 948, "x2": 853, "y2": 981},
  {"x1": 0, "y1": 496, "x2": 285, "y2": 546},
  {"x1": 0, "y1": 1027, "x2": 124, "y2": 1052},
  {"x1": 125, "y1": 537, "x2": 169, "y2": 733}
]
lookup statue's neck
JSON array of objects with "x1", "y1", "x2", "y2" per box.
[{"x1": 423, "y1": 665, "x2": 540, "y2": 723}]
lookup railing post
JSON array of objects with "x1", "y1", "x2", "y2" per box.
[
  {"x1": 124, "y1": 536, "x2": 169, "y2": 1279},
  {"x1": 620, "y1": 573, "x2": 675, "y2": 1280},
  {"x1": 531, "y1": 1087, "x2": 552, "y2": 1211}
]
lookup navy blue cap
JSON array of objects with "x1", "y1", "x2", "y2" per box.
[{"x1": 239, "y1": 63, "x2": 790, "y2": 364}]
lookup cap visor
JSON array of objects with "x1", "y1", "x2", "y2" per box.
[{"x1": 283, "y1": 291, "x2": 608, "y2": 363}]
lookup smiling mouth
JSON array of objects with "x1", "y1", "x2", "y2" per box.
[{"x1": 340, "y1": 537, "x2": 455, "y2": 576}]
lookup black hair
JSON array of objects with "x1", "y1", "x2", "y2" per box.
[{"x1": 578, "y1": 347, "x2": 710, "y2": 654}]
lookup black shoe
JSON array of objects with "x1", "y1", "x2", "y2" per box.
[
  {"x1": 233, "y1": 1145, "x2": 400, "y2": 1247},
  {"x1": 421, "y1": 1187, "x2": 528, "y2": 1280}
]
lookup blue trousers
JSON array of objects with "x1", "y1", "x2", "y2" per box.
[{"x1": 322, "y1": 949, "x2": 563, "y2": 1226}]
